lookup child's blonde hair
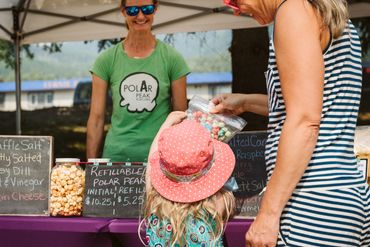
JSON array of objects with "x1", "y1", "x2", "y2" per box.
[{"x1": 144, "y1": 187, "x2": 235, "y2": 247}]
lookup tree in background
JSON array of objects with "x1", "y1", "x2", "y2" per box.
[
  {"x1": 0, "y1": 31, "x2": 232, "y2": 82},
  {"x1": 0, "y1": 40, "x2": 62, "y2": 70},
  {"x1": 84, "y1": 39, "x2": 121, "y2": 53}
]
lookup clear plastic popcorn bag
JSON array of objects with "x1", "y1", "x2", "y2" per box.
[{"x1": 186, "y1": 95, "x2": 247, "y2": 142}]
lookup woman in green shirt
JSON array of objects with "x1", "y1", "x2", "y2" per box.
[{"x1": 86, "y1": 0, "x2": 190, "y2": 162}]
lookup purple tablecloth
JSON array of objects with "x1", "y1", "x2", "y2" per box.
[
  {"x1": 224, "y1": 218, "x2": 253, "y2": 247},
  {"x1": 109, "y1": 218, "x2": 253, "y2": 247},
  {"x1": 0, "y1": 216, "x2": 112, "y2": 247},
  {"x1": 0, "y1": 216, "x2": 253, "y2": 247},
  {"x1": 0, "y1": 216, "x2": 111, "y2": 232}
]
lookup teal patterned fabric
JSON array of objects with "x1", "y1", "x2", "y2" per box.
[{"x1": 145, "y1": 214, "x2": 224, "y2": 247}]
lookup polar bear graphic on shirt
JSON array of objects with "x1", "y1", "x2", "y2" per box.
[{"x1": 120, "y1": 72, "x2": 159, "y2": 112}]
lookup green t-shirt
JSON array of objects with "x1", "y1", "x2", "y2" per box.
[{"x1": 91, "y1": 40, "x2": 190, "y2": 162}]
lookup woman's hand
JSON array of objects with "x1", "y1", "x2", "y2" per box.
[
  {"x1": 210, "y1": 93, "x2": 269, "y2": 116},
  {"x1": 210, "y1": 93, "x2": 248, "y2": 115},
  {"x1": 245, "y1": 213, "x2": 280, "y2": 247}
]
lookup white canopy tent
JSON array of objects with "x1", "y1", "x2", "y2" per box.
[
  {"x1": 0, "y1": 0, "x2": 370, "y2": 134},
  {"x1": 0, "y1": 0, "x2": 264, "y2": 44}
]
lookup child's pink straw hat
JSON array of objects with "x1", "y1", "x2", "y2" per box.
[{"x1": 149, "y1": 119, "x2": 235, "y2": 203}]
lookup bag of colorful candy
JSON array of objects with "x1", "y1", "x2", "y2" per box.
[{"x1": 186, "y1": 95, "x2": 247, "y2": 142}]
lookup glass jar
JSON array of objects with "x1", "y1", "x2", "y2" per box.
[{"x1": 50, "y1": 158, "x2": 85, "y2": 216}]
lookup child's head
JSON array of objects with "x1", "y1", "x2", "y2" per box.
[
  {"x1": 145, "y1": 119, "x2": 236, "y2": 244},
  {"x1": 144, "y1": 188, "x2": 235, "y2": 246}
]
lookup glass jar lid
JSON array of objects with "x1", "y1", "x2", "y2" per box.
[
  {"x1": 55, "y1": 158, "x2": 81, "y2": 163},
  {"x1": 87, "y1": 158, "x2": 111, "y2": 163}
]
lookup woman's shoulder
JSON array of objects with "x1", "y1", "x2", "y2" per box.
[
  {"x1": 275, "y1": 0, "x2": 318, "y2": 24},
  {"x1": 274, "y1": 0, "x2": 321, "y2": 44}
]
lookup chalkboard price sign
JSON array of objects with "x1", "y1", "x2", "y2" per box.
[
  {"x1": 83, "y1": 163, "x2": 146, "y2": 218},
  {"x1": 0, "y1": 135, "x2": 53, "y2": 216},
  {"x1": 234, "y1": 194, "x2": 263, "y2": 219},
  {"x1": 228, "y1": 131, "x2": 268, "y2": 218}
]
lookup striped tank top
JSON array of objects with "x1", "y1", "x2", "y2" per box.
[{"x1": 265, "y1": 21, "x2": 365, "y2": 190}]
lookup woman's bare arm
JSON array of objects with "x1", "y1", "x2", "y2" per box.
[{"x1": 86, "y1": 74, "x2": 108, "y2": 159}]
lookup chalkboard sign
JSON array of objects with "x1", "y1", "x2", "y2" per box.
[
  {"x1": 228, "y1": 131, "x2": 267, "y2": 218},
  {"x1": 83, "y1": 163, "x2": 145, "y2": 218},
  {"x1": 234, "y1": 194, "x2": 263, "y2": 219},
  {"x1": 0, "y1": 135, "x2": 53, "y2": 215}
]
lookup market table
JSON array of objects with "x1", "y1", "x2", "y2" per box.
[
  {"x1": 109, "y1": 218, "x2": 253, "y2": 247},
  {"x1": 0, "y1": 216, "x2": 112, "y2": 247},
  {"x1": 0, "y1": 216, "x2": 253, "y2": 247}
]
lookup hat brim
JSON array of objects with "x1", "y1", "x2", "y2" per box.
[{"x1": 149, "y1": 139, "x2": 235, "y2": 203}]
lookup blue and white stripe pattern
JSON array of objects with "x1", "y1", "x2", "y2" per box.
[
  {"x1": 278, "y1": 186, "x2": 370, "y2": 246},
  {"x1": 265, "y1": 20, "x2": 370, "y2": 246},
  {"x1": 265, "y1": 21, "x2": 364, "y2": 190}
]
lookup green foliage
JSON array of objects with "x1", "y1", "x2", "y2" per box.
[
  {"x1": 84, "y1": 39, "x2": 121, "y2": 52},
  {"x1": 0, "y1": 42, "x2": 99, "y2": 82},
  {"x1": 0, "y1": 40, "x2": 63, "y2": 71},
  {"x1": 0, "y1": 40, "x2": 33, "y2": 69},
  {"x1": 41, "y1": 43, "x2": 63, "y2": 53},
  {"x1": 0, "y1": 31, "x2": 233, "y2": 81}
]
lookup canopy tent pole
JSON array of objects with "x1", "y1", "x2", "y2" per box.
[
  {"x1": 12, "y1": 0, "x2": 28, "y2": 135},
  {"x1": 12, "y1": 5, "x2": 21, "y2": 135},
  {"x1": 15, "y1": 34, "x2": 21, "y2": 135}
]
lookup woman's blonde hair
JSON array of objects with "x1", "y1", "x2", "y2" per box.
[
  {"x1": 143, "y1": 187, "x2": 235, "y2": 247},
  {"x1": 308, "y1": 0, "x2": 349, "y2": 38}
]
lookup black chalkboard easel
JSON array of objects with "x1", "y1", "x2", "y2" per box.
[
  {"x1": 0, "y1": 135, "x2": 53, "y2": 216},
  {"x1": 83, "y1": 163, "x2": 146, "y2": 218},
  {"x1": 228, "y1": 131, "x2": 268, "y2": 218}
]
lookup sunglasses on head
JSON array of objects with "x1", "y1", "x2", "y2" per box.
[
  {"x1": 223, "y1": 0, "x2": 240, "y2": 10},
  {"x1": 125, "y1": 4, "x2": 155, "y2": 16}
]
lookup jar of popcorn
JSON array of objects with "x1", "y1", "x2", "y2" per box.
[{"x1": 50, "y1": 158, "x2": 85, "y2": 216}]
